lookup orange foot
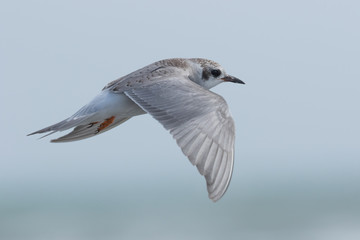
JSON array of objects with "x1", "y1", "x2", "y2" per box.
[{"x1": 96, "y1": 116, "x2": 115, "y2": 133}]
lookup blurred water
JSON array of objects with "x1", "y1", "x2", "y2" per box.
[{"x1": 1, "y1": 179, "x2": 359, "y2": 240}]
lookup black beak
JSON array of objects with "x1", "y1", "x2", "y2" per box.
[{"x1": 221, "y1": 75, "x2": 245, "y2": 84}]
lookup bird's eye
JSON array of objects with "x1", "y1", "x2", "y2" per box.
[{"x1": 211, "y1": 69, "x2": 221, "y2": 77}]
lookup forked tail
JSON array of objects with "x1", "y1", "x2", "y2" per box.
[{"x1": 28, "y1": 116, "x2": 130, "y2": 142}]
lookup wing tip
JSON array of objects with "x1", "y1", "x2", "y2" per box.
[
  {"x1": 209, "y1": 195, "x2": 221, "y2": 202},
  {"x1": 208, "y1": 187, "x2": 227, "y2": 202},
  {"x1": 206, "y1": 165, "x2": 233, "y2": 202}
]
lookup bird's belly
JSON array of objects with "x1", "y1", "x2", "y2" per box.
[{"x1": 85, "y1": 90, "x2": 146, "y2": 119}]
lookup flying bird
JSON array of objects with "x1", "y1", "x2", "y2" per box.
[{"x1": 28, "y1": 58, "x2": 245, "y2": 201}]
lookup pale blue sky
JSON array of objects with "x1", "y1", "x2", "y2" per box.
[{"x1": 1, "y1": 0, "x2": 359, "y2": 239}]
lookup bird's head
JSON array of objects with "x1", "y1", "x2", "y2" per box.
[{"x1": 187, "y1": 58, "x2": 244, "y2": 89}]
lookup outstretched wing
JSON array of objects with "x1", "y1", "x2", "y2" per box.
[{"x1": 125, "y1": 77, "x2": 236, "y2": 202}]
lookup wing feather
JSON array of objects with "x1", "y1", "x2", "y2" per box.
[{"x1": 125, "y1": 76, "x2": 236, "y2": 201}]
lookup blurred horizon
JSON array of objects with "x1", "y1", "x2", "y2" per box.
[{"x1": 1, "y1": 177, "x2": 360, "y2": 240}]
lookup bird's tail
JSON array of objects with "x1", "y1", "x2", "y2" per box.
[{"x1": 28, "y1": 115, "x2": 130, "y2": 142}]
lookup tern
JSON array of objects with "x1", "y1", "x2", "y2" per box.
[{"x1": 29, "y1": 58, "x2": 245, "y2": 201}]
